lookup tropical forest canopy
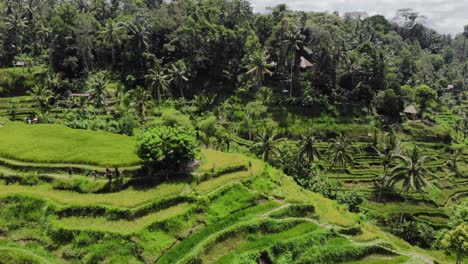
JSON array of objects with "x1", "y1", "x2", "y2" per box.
[{"x1": 0, "y1": 0, "x2": 467, "y2": 263}]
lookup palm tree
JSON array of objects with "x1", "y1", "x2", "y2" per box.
[
  {"x1": 100, "y1": 19, "x2": 122, "y2": 66},
  {"x1": 120, "y1": 21, "x2": 149, "y2": 67},
  {"x1": 448, "y1": 149, "x2": 463, "y2": 177},
  {"x1": 169, "y1": 60, "x2": 189, "y2": 98},
  {"x1": 145, "y1": 65, "x2": 172, "y2": 107},
  {"x1": 87, "y1": 71, "x2": 109, "y2": 110},
  {"x1": 282, "y1": 30, "x2": 305, "y2": 97},
  {"x1": 7, "y1": 99, "x2": 20, "y2": 120},
  {"x1": 45, "y1": 71, "x2": 62, "y2": 92},
  {"x1": 328, "y1": 135, "x2": 359, "y2": 197},
  {"x1": 298, "y1": 132, "x2": 321, "y2": 168},
  {"x1": 246, "y1": 50, "x2": 273, "y2": 89},
  {"x1": 373, "y1": 131, "x2": 404, "y2": 203},
  {"x1": 29, "y1": 85, "x2": 54, "y2": 115},
  {"x1": 253, "y1": 130, "x2": 284, "y2": 163},
  {"x1": 129, "y1": 86, "x2": 153, "y2": 122},
  {"x1": 388, "y1": 147, "x2": 438, "y2": 222},
  {"x1": 5, "y1": 10, "x2": 28, "y2": 54}
]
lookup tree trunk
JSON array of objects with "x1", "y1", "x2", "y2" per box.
[
  {"x1": 335, "y1": 172, "x2": 340, "y2": 198},
  {"x1": 111, "y1": 46, "x2": 115, "y2": 66},
  {"x1": 400, "y1": 191, "x2": 408, "y2": 223},
  {"x1": 290, "y1": 54, "x2": 294, "y2": 97},
  {"x1": 377, "y1": 166, "x2": 388, "y2": 203}
]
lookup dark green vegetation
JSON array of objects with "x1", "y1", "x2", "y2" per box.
[{"x1": 0, "y1": 0, "x2": 467, "y2": 263}]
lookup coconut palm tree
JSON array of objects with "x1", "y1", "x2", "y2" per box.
[
  {"x1": 282, "y1": 30, "x2": 305, "y2": 96},
  {"x1": 120, "y1": 21, "x2": 149, "y2": 67},
  {"x1": 7, "y1": 99, "x2": 20, "y2": 120},
  {"x1": 169, "y1": 60, "x2": 189, "y2": 98},
  {"x1": 145, "y1": 65, "x2": 172, "y2": 107},
  {"x1": 5, "y1": 10, "x2": 28, "y2": 54},
  {"x1": 29, "y1": 85, "x2": 54, "y2": 115},
  {"x1": 87, "y1": 71, "x2": 109, "y2": 110},
  {"x1": 328, "y1": 135, "x2": 359, "y2": 197},
  {"x1": 100, "y1": 18, "x2": 122, "y2": 66},
  {"x1": 245, "y1": 50, "x2": 273, "y2": 89},
  {"x1": 447, "y1": 149, "x2": 463, "y2": 177},
  {"x1": 373, "y1": 131, "x2": 404, "y2": 203},
  {"x1": 388, "y1": 147, "x2": 438, "y2": 222},
  {"x1": 129, "y1": 86, "x2": 153, "y2": 122},
  {"x1": 253, "y1": 130, "x2": 284, "y2": 163},
  {"x1": 298, "y1": 132, "x2": 321, "y2": 168}
]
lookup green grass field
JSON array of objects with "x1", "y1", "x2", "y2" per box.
[{"x1": 0, "y1": 118, "x2": 141, "y2": 166}]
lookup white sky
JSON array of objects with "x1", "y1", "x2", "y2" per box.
[{"x1": 251, "y1": 0, "x2": 468, "y2": 36}]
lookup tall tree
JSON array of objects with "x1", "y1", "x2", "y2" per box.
[
  {"x1": 282, "y1": 30, "x2": 305, "y2": 96},
  {"x1": 130, "y1": 86, "x2": 153, "y2": 122},
  {"x1": 99, "y1": 18, "x2": 122, "y2": 66},
  {"x1": 29, "y1": 85, "x2": 54, "y2": 115},
  {"x1": 169, "y1": 60, "x2": 189, "y2": 98},
  {"x1": 245, "y1": 50, "x2": 272, "y2": 89},
  {"x1": 86, "y1": 71, "x2": 109, "y2": 109},
  {"x1": 253, "y1": 130, "x2": 284, "y2": 163},
  {"x1": 298, "y1": 132, "x2": 321, "y2": 168},
  {"x1": 389, "y1": 147, "x2": 438, "y2": 222},
  {"x1": 328, "y1": 136, "x2": 359, "y2": 197},
  {"x1": 145, "y1": 65, "x2": 172, "y2": 108}
]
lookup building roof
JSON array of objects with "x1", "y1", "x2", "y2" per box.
[
  {"x1": 403, "y1": 105, "x2": 419, "y2": 115},
  {"x1": 299, "y1": 56, "x2": 313, "y2": 68}
]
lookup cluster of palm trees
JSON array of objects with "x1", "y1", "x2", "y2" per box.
[
  {"x1": 252, "y1": 130, "x2": 438, "y2": 212},
  {"x1": 245, "y1": 29, "x2": 306, "y2": 94}
]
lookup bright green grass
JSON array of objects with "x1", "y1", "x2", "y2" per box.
[
  {"x1": 265, "y1": 166, "x2": 357, "y2": 227},
  {"x1": 206, "y1": 185, "x2": 257, "y2": 223},
  {"x1": 210, "y1": 222, "x2": 322, "y2": 263},
  {"x1": 156, "y1": 201, "x2": 280, "y2": 264},
  {"x1": 0, "y1": 119, "x2": 141, "y2": 166},
  {"x1": 0, "y1": 182, "x2": 186, "y2": 208},
  {"x1": 194, "y1": 159, "x2": 263, "y2": 193},
  {"x1": 198, "y1": 149, "x2": 252, "y2": 171},
  {"x1": 344, "y1": 255, "x2": 410, "y2": 264},
  {"x1": 51, "y1": 203, "x2": 192, "y2": 235}
]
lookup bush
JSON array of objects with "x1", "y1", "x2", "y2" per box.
[
  {"x1": 337, "y1": 190, "x2": 364, "y2": 213},
  {"x1": 375, "y1": 89, "x2": 402, "y2": 119},
  {"x1": 136, "y1": 125, "x2": 199, "y2": 178},
  {"x1": 390, "y1": 220, "x2": 436, "y2": 248},
  {"x1": 20, "y1": 173, "x2": 41, "y2": 186}
]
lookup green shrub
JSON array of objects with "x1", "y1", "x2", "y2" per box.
[
  {"x1": 337, "y1": 190, "x2": 364, "y2": 213},
  {"x1": 390, "y1": 220, "x2": 436, "y2": 248}
]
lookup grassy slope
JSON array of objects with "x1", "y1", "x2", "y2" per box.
[
  {"x1": 0, "y1": 113, "x2": 461, "y2": 263},
  {"x1": 0, "y1": 118, "x2": 140, "y2": 166}
]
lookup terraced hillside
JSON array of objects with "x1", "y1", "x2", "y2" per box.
[{"x1": 0, "y1": 119, "x2": 457, "y2": 263}]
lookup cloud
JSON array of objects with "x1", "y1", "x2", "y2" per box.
[{"x1": 251, "y1": 0, "x2": 468, "y2": 35}]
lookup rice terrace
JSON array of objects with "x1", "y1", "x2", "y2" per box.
[{"x1": 0, "y1": 0, "x2": 467, "y2": 263}]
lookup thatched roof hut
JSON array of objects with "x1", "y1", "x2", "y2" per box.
[
  {"x1": 403, "y1": 105, "x2": 419, "y2": 119},
  {"x1": 403, "y1": 105, "x2": 419, "y2": 115},
  {"x1": 299, "y1": 56, "x2": 313, "y2": 69}
]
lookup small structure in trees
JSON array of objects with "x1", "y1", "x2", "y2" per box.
[
  {"x1": 299, "y1": 56, "x2": 313, "y2": 69},
  {"x1": 402, "y1": 105, "x2": 419, "y2": 120}
]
